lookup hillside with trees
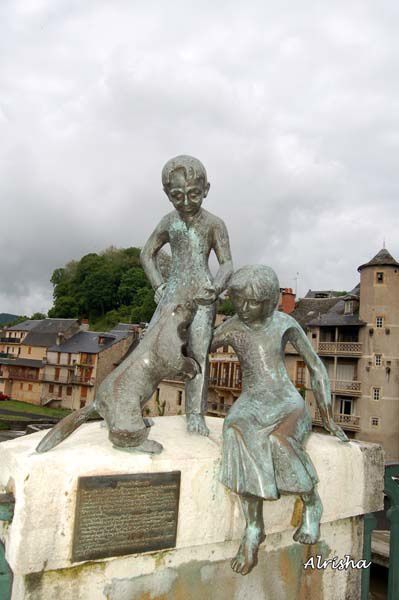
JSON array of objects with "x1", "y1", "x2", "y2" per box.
[{"x1": 47, "y1": 247, "x2": 172, "y2": 330}]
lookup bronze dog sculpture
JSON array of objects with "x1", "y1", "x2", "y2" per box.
[{"x1": 36, "y1": 302, "x2": 199, "y2": 455}]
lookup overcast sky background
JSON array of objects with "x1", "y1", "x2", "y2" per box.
[{"x1": 1, "y1": 1, "x2": 399, "y2": 315}]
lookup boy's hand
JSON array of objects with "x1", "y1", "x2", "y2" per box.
[
  {"x1": 154, "y1": 283, "x2": 166, "y2": 304},
  {"x1": 323, "y1": 418, "x2": 349, "y2": 442},
  {"x1": 195, "y1": 287, "x2": 218, "y2": 306}
]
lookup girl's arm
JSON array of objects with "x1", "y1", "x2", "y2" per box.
[{"x1": 287, "y1": 323, "x2": 348, "y2": 442}]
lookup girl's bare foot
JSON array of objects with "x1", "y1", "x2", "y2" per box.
[
  {"x1": 231, "y1": 526, "x2": 265, "y2": 575},
  {"x1": 293, "y1": 491, "x2": 322, "y2": 544}
]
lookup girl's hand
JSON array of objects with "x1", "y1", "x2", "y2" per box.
[{"x1": 324, "y1": 418, "x2": 349, "y2": 442}]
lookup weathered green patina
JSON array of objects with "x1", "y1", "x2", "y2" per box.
[
  {"x1": 0, "y1": 493, "x2": 14, "y2": 600},
  {"x1": 211, "y1": 265, "x2": 349, "y2": 575}
]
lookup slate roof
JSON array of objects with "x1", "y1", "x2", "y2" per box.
[
  {"x1": 6, "y1": 320, "x2": 42, "y2": 332},
  {"x1": 110, "y1": 323, "x2": 134, "y2": 332},
  {"x1": 307, "y1": 284, "x2": 365, "y2": 327},
  {"x1": 291, "y1": 298, "x2": 341, "y2": 329},
  {"x1": 21, "y1": 319, "x2": 80, "y2": 348},
  {"x1": 358, "y1": 248, "x2": 399, "y2": 271},
  {"x1": 48, "y1": 329, "x2": 129, "y2": 354},
  {"x1": 304, "y1": 290, "x2": 344, "y2": 299}
]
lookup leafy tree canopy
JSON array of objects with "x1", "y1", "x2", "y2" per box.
[{"x1": 48, "y1": 247, "x2": 156, "y2": 329}]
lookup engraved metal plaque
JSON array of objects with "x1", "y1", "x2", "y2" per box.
[{"x1": 72, "y1": 471, "x2": 180, "y2": 562}]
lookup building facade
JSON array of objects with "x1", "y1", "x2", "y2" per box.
[{"x1": 0, "y1": 320, "x2": 137, "y2": 409}]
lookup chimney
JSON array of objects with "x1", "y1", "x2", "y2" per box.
[
  {"x1": 79, "y1": 319, "x2": 90, "y2": 332},
  {"x1": 279, "y1": 288, "x2": 296, "y2": 314}
]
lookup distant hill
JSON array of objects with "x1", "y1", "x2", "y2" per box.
[{"x1": 0, "y1": 313, "x2": 20, "y2": 326}]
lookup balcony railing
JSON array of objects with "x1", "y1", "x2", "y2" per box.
[
  {"x1": 312, "y1": 409, "x2": 360, "y2": 431},
  {"x1": 42, "y1": 373, "x2": 95, "y2": 386},
  {"x1": 0, "y1": 337, "x2": 21, "y2": 344},
  {"x1": 207, "y1": 402, "x2": 230, "y2": 416},
  {"x1": 331, "y1": 379, "x2": 361, "y2": 395},
  {"x1": 318, "y1": 341, "x2": 362, "y2": 356},
  {"x1": 208, "y1": 376, "x2": 242, "y2": 391},
  {"x1": 7, "y1": 371, "x2": 39, "y2": 381}
]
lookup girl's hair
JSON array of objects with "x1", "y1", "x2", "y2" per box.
[
  {"x1": 162, "y1": 155, "x2": 208, "y2": 189},
  {"x1": 229, "y1": 265, "x2": 280, "y2": 307}
]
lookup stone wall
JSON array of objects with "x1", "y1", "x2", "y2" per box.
[{"x1": 0, "y1": 416, "x2": 384, "y2": 600}]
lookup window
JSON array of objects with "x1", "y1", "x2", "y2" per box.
[
  {"x1": 295, "y1": 361, "x2": 306, "y2": 386},
  {"x1": 178, "y1": 391, "x2": 183, "y2": 406},
  {"x1": 57, "y1": 385, "x2": 62, "y2": 397},
  {"x1": 372, "y1": 387, "x2": 381, "y2": 401},
  {"x1": 371, "y1": 417, "x2": 380, "y2": 427},
  {"x1": 55, "y1": 368, "x2": 60, "y2": 381},
  {"x1": 49, "y1": 384, "x2": 54, "y2": 393},
  {"x1": 28, "y1": 347, "x2": 32, "y2": 355},
  {"x1": 376, "y1": 272, "x2": 384, "y2": 284},
  {"x1": 20, "y1": 383, "x2": 23, "y2": 390},
  {"x1": 28, "y1": 384, "x2": 32, "y2": 391},
  {"x1": 376, "y1": 316, "x2": 384, "y2": 328},
  {"x1": 375, "y1": 354, "x2": 382, "y2": 366},
  {"x1": 344, "y1": 301, "x2": 353, "y2": 315},
  {"x1": 339, "y1": 398, "x2": 353, "y2": 415},
  {"x1": 66, "y1": 386, "x2": 72, "y2": 396},
  {"x1": 57, "y1": 353, "x2": 61, "y2": 364}
]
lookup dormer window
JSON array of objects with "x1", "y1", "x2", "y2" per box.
[
  {"x1": 376, "y1": 272, "x2": 384, "y2": 284},
  {"x1": 344, "y1": 300, "x2": 353, "y2": 315}
]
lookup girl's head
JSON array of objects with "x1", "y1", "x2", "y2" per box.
[{"x1": 228, "y1": 265, "x2": 280, "y2": 325}]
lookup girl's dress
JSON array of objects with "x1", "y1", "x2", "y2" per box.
[{"x1": 213, "y1": 312, "x2": 318, "y2": 500}]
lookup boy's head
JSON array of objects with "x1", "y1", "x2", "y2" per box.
[
  {"x1": 162, "y1": 155, "x2": 210, "y2": 217},
  {"x1": 228, "y1": 265, "x2": 280, "y2": 325}
]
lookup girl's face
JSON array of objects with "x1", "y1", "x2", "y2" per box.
[{"x1": 231, "y1": 286, "x2": 275, "y2": 326}]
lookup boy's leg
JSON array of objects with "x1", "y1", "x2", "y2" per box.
[
  {"x1": 232, "y1": 494, "x2": 265, "y2": 575},
  {"x1": 293, "y1": 488, "x2": 323, "y2": 544},
  {"x1": 185, "y1": 303, "x2": 216, "y2": 436}
]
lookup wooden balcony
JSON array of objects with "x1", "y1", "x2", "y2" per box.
[
  {"x1": 0, "y1": 337, "x2": 21, "y2": 344},
  {"x1": 318, "y1": 341, "x2": 362, "y2": 356},
  {"x1": 331, "y1": 379, "x2": 361, "y2": 396},
  {"x1": 312, "y1": 410, "x2": 360, "y2": 431},
  {"x1": 207, "y1": 402, "x2": 230, "y2": 417}
]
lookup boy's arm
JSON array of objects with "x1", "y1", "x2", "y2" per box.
[
  {"x1": 213, "y1": 219, "x2": 233, "y2": 297},
  {"x1": 140, "y1": 218, "x2": 169, "y2": 295},
  {"x1": 287, "y1": 323, "x2": 348, "y2": 442}
]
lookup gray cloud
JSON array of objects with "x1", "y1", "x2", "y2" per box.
[{"x1": 1, "y1": 0, "x2": 399, "y2": 313}]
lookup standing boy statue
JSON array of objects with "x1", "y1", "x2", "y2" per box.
[
  {"x1": 141, "y1": 155, "x2": 233, "y2": 436},
  {"x1": 211, "y1": 265, "x2": 348, "y2": 575}
]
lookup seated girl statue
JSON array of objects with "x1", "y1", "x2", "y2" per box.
[{"x1": 211, "y1": 265, "x2": 348, "y2": 576}]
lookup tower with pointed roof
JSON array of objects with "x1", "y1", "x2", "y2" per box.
[{"x1": 355, "y1": 248, "x2": 399, "y2": 458}]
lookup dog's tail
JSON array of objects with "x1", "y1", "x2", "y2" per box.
[{"x1": 36, "y1": 402, "x2": 96, "y2": 453}]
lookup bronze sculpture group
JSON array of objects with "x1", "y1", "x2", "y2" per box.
[{"x1": 37, "y1": 155, "x2": 348, "y2": 575}]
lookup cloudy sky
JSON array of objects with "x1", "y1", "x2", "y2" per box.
[{"x1": 1, "y1": 0, "x2": 399, "y2": 315}]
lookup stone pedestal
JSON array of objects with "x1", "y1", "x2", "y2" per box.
[{"x1": 0, "y1": 416, "x2": 384, "y2": 600}]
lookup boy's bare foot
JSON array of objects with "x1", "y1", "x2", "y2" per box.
[
  {"x1": 293, "y1": 492, "x2": 322, "y2": 544},
  {"x1": 186, "y1": 413, "x2": 209, "y2": 436},
  {"x1": 231, "y1": 527, "x2": 265, "y2": 575}
]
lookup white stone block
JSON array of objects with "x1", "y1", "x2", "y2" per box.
[{"x1": 0, "y1": 415, "x2": 384, "y2": 600}]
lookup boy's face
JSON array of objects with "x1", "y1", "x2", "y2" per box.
[
  {"x1": 230, "y1": 287, "x2": 274, "y2": 326},
  {"x1": 164, "y1": 170, "x2": 209, "y2": 217}
]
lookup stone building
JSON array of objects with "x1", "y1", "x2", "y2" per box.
[
  {"x1": 287, "y1": 248, "x2": 399, "y2": 461},
  {"x1": 0, "y1": 319, "x2": 137, "y2": 409},
  {"x1": 157, "y1": 249, "x2": 399, "y2": 462}
]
